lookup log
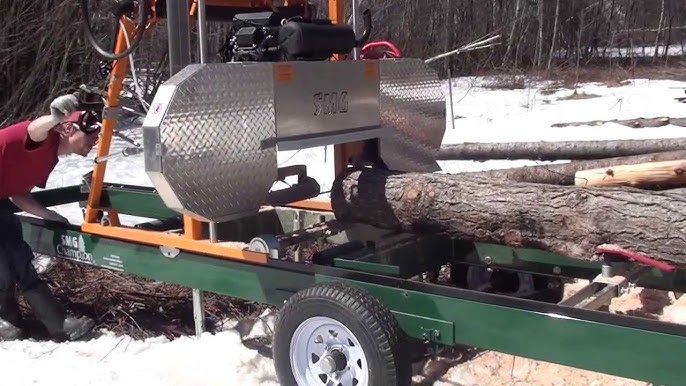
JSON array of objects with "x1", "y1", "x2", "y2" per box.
[
  {"x1": 464, "y1": 150, "x2": 686, "y2": 185},
  {"x1": 331, "y1": 168, "x2": 686, "y2": 266},
  {"x1": 575, "y1": 160, "x2": 686, "y2": 188},
  {"x1": 551, "y1": 116, "x2": 686, "y2": 129},
  {"x1": 437, "y1": 138, "x2": 686, "y2": 161}
]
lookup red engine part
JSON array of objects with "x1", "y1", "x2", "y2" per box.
[{"x1": 360, "y1": 40, "x2": 403, "y2": 59}]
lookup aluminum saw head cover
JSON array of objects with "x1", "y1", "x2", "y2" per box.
[
  {"x1": 141, "y1": 59, "x2": 446, "y2": 222},
  {"x1": 378, "y1": 59, "x2": 446, "y2": 172},
  {"x1": 142, "y1": 63, "x2": 279, "y2": 222}
]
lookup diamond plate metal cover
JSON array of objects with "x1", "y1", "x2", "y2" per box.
[
  {"x1": 379, "y1": 59, "x2": 446, "y2": 172},
  {"x1": 143, "y1": 63, "x2": 278, "y2": 222}
]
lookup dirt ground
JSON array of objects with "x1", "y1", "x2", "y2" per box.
[{"x1": 416, "y1": 351, "x2": 649, "y2": 386}]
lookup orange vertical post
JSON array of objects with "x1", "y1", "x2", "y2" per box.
[
  {"x1": 328, "y1": 0, "x2": 345, "y2": 24},
  {"x1": 184, "y1": 215, "x2": 204, "y2": 240},
  {"x1": 83, "y1": 21, "x2": 134, "y2": 224}
]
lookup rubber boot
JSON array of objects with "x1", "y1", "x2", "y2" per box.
[
  {"x1": 22, "y1": 282, "x2": 94, "y2": 342},
  {"x1": 0, "y1": 290, "x2": 22, "y2": 340}
]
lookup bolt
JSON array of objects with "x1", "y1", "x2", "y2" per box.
[
  {"x1": 484, "y1": 256, "x2": 492, "y2": 265},
  {"x1": 553, "y1": 266, "x2": 562, "y2": 275},
  {"x1": 431, "y1": 330, "x2": 441, "y2": 340}
]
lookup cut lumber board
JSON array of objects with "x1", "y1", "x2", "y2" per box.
[
  {"x1": 437, "y1": 138, "x2": 686, "y2": 161},
  {"x1": 331, "y1": 168, "x2": 686, "y2": 266},
  {"x1": 575, "y1": 160, "x2": 686, "y2": 188},
  {"x1": 464, "y1": 150, "x2": 686, "y2": 185}
]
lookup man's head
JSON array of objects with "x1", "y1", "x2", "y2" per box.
[{"x1": 56, "y1": 111, "x2": 101, "y2": 156}]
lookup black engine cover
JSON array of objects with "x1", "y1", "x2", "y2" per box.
[{"x1": 278, "y1": 21, "x2": 357, "y2": 60}]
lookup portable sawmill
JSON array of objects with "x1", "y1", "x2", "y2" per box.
[{"x1": 8, "y1": 0, "x2": 686, "y2": 385}]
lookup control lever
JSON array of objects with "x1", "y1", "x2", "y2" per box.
[
  {"x1": 94, "y1": 146, "x2": 143, "y2": 164},
  {"x1": 114, "y1": 130, "x2": 141, "y2": 147}
]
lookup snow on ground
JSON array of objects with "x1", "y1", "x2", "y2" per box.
[
  {"x1": 2, "y1": 311, "x2": 281, "y2": 386},
  {"x1": 5, "y1": 74, "x2": 686, "y2": 385},
  {"x1": 440, "y1": 76, "x2": 686, "y2": 174}
]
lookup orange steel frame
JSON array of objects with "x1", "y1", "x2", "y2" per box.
[{"x1": 79, "y1": 0, "x2": 347, "y2": 264}]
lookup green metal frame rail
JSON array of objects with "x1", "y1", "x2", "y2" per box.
[{"x1": 18, "y1": 215, "x2": 686, "y2": 386}]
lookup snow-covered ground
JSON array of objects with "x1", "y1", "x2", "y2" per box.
[{"x1": 4, "y1": 74, "x2": 686, "y2": 385}]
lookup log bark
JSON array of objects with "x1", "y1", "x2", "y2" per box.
[
  {"x1": 464, "y1": 150, "x2": 686, "y2": 185},
  {"x1": 550, "y1": 116, "x2": 686, "y2": 129},
  {"x1": 437, "y1": 138, "x2": 686, "y2": 161},
  {"x1": 575, "y1": 160, "x2": 686, "y2": 188},
  {"x1": 331, "y1": 168, "x2": 686, "y2": 266}
]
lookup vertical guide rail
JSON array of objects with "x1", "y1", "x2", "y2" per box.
[
  {"x1": 167, "y1": 0, "x2": 192, "y2": 75},
  {"x1": 84, "y1": 22, "x2": 134, "y2": 224},
  {"x1": 330, "y1": 0, "x2": 365, "y2": 176},
  {"x1": 197, "y1": 0, "x2": 208, "y2": 63},
  {"x1": 192, "y1": 0, "x2": 208, "y2": 338},
  {"x1": 351, "y1": 0, "x2": 360, "y2": 59},
  {"x1": 171, "y1": 0, "x2": 205, "y2": 244},
  {"x1": 166, "y1": 0, "x2": 206, "y2": 337}
]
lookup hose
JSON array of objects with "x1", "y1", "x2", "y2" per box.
[{"x1": 80, "y1": 0, "x2": 150, "y2": 60}]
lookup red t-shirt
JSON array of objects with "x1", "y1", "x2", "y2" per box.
[{"x1": 0, "y1": 120, "x2": 60, "y2": 199}]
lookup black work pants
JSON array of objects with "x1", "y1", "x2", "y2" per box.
[{"x1": 0, "y1": 206, "x2": 42, "y2": 293}]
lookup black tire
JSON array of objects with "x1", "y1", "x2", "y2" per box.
[{"x1": 273, "y1": 281, "x2": 411, "y2": 386}]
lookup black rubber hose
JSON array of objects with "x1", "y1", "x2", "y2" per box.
[
  {"x1": 355, "y1": 9, "x2": 372, "y2": 47},
  {"x1": 80, "y1": 0, "x2": 150, "y2": 61}
]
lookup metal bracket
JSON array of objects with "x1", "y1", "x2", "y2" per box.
[
  {"x1": 102, "y1": 105, "x2": 121, "y2": 121},
  {"x1": 80, "y1": 171, "x2": 94, "y2": 193},
  {"x1": 293, "y1": 210, "x2": 305, "y2": 262},
  {"x1": 559, "y1": 266, "x2": 648, "y2": 309},
  {"x1": 160, "y1": 246, "x2": 180, "y2": 259}
]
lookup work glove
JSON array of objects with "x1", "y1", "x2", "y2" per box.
[{"x1": 49, "y1": 94, "x2": 79, "y2": 123}]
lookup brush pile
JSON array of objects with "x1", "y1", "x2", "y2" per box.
[{"x1": 17, "y1": 259, "x2": 269, "y2": 340}]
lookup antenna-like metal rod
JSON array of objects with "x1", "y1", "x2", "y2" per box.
[
  {"x1": 352, "y1": 0, "x2": 360, "y2": 59},
  {"x1": 197, "y1": 0, "x2": 208, "y2": 63}
]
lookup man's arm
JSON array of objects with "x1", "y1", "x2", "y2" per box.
[
  {"x1": 27, "y1": 94, "x2": 79, "y2": 143},
  {"x1": 26, "y1": 115, "x2": 60, "y2": 143},
  {"x1": 10, "y1": 192, "x2": 68, "y2": 223}
]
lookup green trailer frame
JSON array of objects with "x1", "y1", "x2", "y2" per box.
[{"x1": 11, "y1": 184, "x2": 686, "y2": 385}]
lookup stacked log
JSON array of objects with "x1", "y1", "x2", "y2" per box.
[
  {"x1": 437, "y1": 138, "x2": 686, "y2": 161},
  {"x1": 464, "y1": 150, "x2": 686, "y2": 186}
]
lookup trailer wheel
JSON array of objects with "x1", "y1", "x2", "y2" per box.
[{"x1": 273, "y1": 281, "x2": 410, "y2": 386}]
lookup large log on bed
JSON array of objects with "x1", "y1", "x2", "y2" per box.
[{"x1": 330, "y1": 168, "x2": 686, "y2": 267}]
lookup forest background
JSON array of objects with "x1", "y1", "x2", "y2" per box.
[{"x1": 2, "y1": 0, "x2": 685, "y2": 124}]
